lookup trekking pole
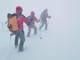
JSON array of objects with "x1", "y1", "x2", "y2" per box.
[
  {"x1": 39, "y1": 29, "x2": 42, "y2": 39},
  {"x1": 1, "y1": 21, "x2": 8, "y2": 32},
  {"x1": 47, "y1": 18, "x2": 51, "y2": 26},
  {"x1": 6, "y1": 35, "x2": 13, "y2": 60},
  {"x1": 10, "y1": 35, "x2": 11, "y2": 40},
  {"x1": 1, "y1": 23, "x2": 4, "y2": 32},
  {"x1": 39, "y1": 20, "x2": 43, "y2": 39}
]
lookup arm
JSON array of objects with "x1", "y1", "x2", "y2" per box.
[
  {"x1": 46, "y1": 13, "x2": 51, "y2": 18},
  {"x1": 22, "y1": 16, "x2": 29, "y2": 24},
  {"x1": 33, "y1": 16, "x2": 40, "y2": 23},
  {"x1": 22, "y1": 16, "x2": 31, "y2": 26}
]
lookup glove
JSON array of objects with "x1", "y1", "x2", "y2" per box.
[
  {"x1": 7, "y1": 25, "x2": 12, "y2": 29},
  {"x1": 27, "y1": 22, "x2": 31, "y2": 26}
]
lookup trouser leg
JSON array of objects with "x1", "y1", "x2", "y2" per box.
[
  {"x1": 19, "y1": 30, "x2": 25, "y2": 51},
  {"x1": 34, "y1": 26, "x2": 37, "y2": 35},
  {"x1": 39, "y1": 22, "x2": 44, "y2": 30},
  {"x1": 27, "y1": 27, "x2": 31, "y2": 37},
  {"x1": 45, "y1": 20, "x2": 48, "y2": 30},
  {"x1": 15, "y1": 33, "x2": 20, "y2": 47}
]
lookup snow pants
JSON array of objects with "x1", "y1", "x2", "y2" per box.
[
  {"x1": 15, "y1": 30, "x2": 25, "y2": 50},
  {"x1": 39, "y1": 19, "x2": 48, "y2": 30},
  {"x1": 27, "y1": 25, "x2": 37, "y2": 37}
]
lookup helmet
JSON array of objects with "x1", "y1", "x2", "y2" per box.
[
  {"x1": 16, "y1": 6, "x2": 22, "y2": 10},
  {"x1": 16, "y1": 6, "x2": 23, "y2": 14},
  {"x1": 44, "y1": 9, "x2": 48, "y2": 12},
  {"x1": 31, "y1": 11, "x2": 35, "y2": 16}
]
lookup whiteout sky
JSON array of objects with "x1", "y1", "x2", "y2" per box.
[{"x1": 0, "y1": 0, "x2": 80, "y2": 30}]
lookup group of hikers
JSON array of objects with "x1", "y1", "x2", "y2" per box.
[{"x1": 7, "y1": 6, "x2": 51, "y2": 52}]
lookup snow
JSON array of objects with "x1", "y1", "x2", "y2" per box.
[{"x1": 0, "y1": 0, "x2": 80, "y2": 60}]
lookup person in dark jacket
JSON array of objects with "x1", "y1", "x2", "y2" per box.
[
  {"x1": 27, "y1": 11, "x2": 39, "y2": 37},
  {"x1": 39, "y1": 9, "x2": 51, "y2": 30}
]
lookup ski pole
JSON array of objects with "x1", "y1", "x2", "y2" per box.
[
  {"x1": 47, "y1": 19, "x2": 50, "y2": 25},
  {"x1": 10, "y1": 35, "x2": 11, "y2": 40},
  {"x1": 39, "y1": 29, "x2": 42, "y2": 39},
  {"x1": 1, "y1": 23, "x2": 4, "y2": 32},
  {"x1": 39, "y1": 22, "x2": 42, "y2": 39}
]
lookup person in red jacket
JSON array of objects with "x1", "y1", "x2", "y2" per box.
[
  {"x1": 26, "y1": 11, "x2": 40, "y2": 37},
  {"x1": 15, "y1": 6, "x2": 29, "y2": 52}
]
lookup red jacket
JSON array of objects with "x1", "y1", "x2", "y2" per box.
[{"x1": 17, "y1": 15, "x2": 28, "y2": 30}]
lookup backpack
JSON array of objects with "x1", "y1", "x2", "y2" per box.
[
  {"x1": 27, "y1": 16, "x2": 34, "y2": 26},
  {"x1": 7, "y1": 13, "x2": 19, "y2": 34}
]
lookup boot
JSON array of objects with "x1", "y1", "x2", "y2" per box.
[{"x1": 19, "y1": 47, "x2": 24, "y2": 52}]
